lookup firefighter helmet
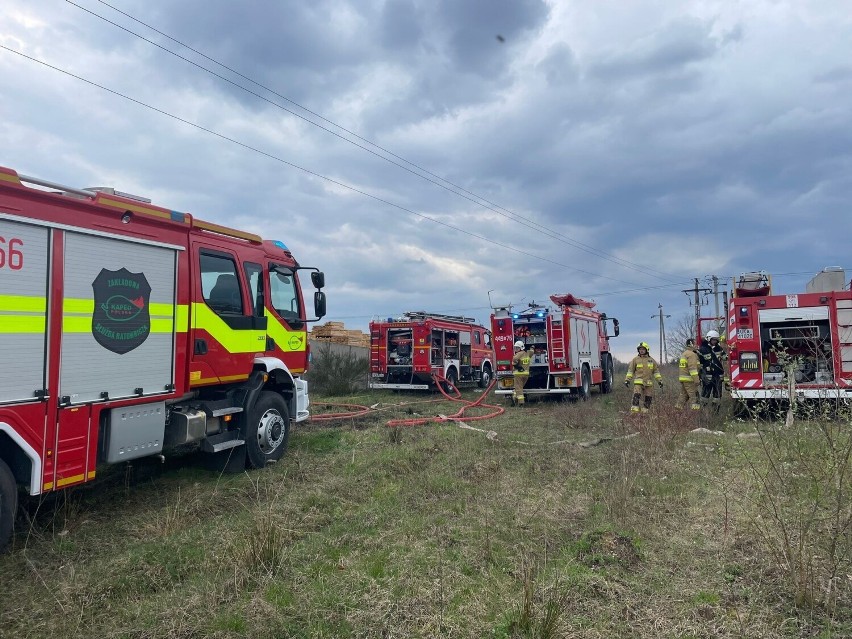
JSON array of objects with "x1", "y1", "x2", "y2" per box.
[
  {"x1": 705, "y1": 330, "x2": 720, "y2": 341},
  {"x1": 637, "y1": 341, "x2": 649, "y2": 351},
  {"x1": 514, "y1": 340, "x2": 525, "y2": 350}
]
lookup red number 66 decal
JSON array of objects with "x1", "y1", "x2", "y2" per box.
[{"x1": 0, "y1": 236, "x2": 24, "y2": 270}]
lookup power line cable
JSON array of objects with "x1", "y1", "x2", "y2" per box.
[
  {"x1": 69, "y1": 0, "x2": 685, "y2": 285},
  {"x1": 325, "y1": 280, "x2": 695, "y2": 320},
  {"x1": 1, "y1": 44, "x2": 655, "y2": 288}
]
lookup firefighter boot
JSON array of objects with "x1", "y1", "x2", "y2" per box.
[
  {"x1": 641, "y1": 396, "x2": 652, "y2": 414},
  {"x1": 630, "y1": 392, "x2": 641, "y2": 413},
  {"x1": 691, "y1": 392, "x2": 701, "y2": 411}
]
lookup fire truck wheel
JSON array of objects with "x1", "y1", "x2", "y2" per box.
[
  {"x1": 601, "y1": 355, "x2": 614, "y2": 394},
  {"x1": 478, "y1": 364, "x2": 493, "y2": 388},
  {"x1": 0, "y1": 458, "x2": 17, "y2": 552},
  {"x1": 246, "y1": 391, "x2": 290, "y2": 469},
  {"x1": 578, "y1": 365, "x2": 591, "y2": 401},
  {"x1": 733, "y1": 399, "x2": 753, "y2": 419},
  {"x1": 443, "y1": 367, "x2": 458, "y2": 391}
]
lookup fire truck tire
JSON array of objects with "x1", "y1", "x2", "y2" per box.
[
  {"x1": 478, "y1": 364, "x2": 493, "y2": 388},
  {"x1": 0, "y1": 458, "x2": 17, "y2": 552},
  {"x1": 601, "y1": 355, "x2": 614, "y2": 394},
  {"x1": 733, "y1": 399, "x2": 752, "y2": 419},
  {"x1": 578, "y1": 365, "x2": 591, "y2": 401},
  {"x1": 246, "y1": 391, "x2": 290, "y2": 469},
  {"x1": 443, "y1": 367, "x2": 459, "y2": 391}
]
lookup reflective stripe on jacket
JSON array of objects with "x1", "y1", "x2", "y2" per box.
[
  {"x1": 512, "y1": 349, "x2": 532, "y2": 376},
  {"x1": 625, "y1": 353, "x2": 662, "y2": 385},
  {"x1": 678, "y1": 348, "x2": 700, "y2": 382}
]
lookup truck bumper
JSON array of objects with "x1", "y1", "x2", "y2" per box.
[
  {"x1": 369, "y1": 382, "x2": 431, "y2": 390},
  {"x1": 733, "y1": 387, "x2": 852, "y2": 400}
]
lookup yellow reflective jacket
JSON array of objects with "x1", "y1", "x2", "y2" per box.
[
  {"x1": 678, "y1": 347, "x2": 700, "y2": 382},
  {"x1": 625, "y1": 353, "x2": 662, "y2": 385},
  {"x1": 512, "y1": 349, "x2": 532, "y2": 376}
]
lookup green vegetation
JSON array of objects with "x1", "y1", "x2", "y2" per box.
[{"x1": 2, "y1": 382, "x2": 851, "y2": 638}]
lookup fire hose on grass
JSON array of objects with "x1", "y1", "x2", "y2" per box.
[
  {"x1": 309, "y1": 373, "x2": 505, "y2": 426},
  {"x1": 386, "y1": 373, "x2": 504, "y2": 428}
]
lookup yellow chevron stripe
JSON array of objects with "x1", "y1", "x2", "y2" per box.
[
  {"x1": 192, "y1": 302, "x2": 266, "y2": 353},
  {"x1": 265, "y1": 310, "x2": 306, "y2": 353}
]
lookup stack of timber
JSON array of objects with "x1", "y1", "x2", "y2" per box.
[{"x1": 310, "y1": 321, "x2": 370, "y2": 348}]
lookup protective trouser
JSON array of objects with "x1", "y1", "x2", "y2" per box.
[
  {"x1": 677, "y1": 380, "x2": 700, "y2": 410},
  {"x1": 513, "y1": 374, "x2": 529, "y2": 405},
  {"x1": 630, "y1": 382, "x2": 654, "y2": 413},
  {"x1": 701, "y1": 375, "x2": 723, "y2": 412}
]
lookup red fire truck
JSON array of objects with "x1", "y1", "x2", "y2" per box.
[
  {"x1": 490, "y1": 294, "x2": 619, "y2": 400},
  {"x1": 369, "y1": 312, "x2": 493, "y2": 390},
  {"x1": 0, "y1": 166, "x2": 327, "y2": 550},
  {"x1": 727, "y1": 268, "x2": 852, "y2": 405}
]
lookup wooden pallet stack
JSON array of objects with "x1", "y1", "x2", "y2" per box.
[{"x1": 310, "y1": 321, "x2": 370, "y2": 348}]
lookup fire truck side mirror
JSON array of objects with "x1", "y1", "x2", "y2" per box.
[
  {"x1": 311, "y1": 271, "x2": 325, "y2": 289},
  {"x1": 611, "y1": 318, "x2": 620, "y2": 337},
  {"x1": 314, "y1": 291, "x2": 327, "y2": 319}
]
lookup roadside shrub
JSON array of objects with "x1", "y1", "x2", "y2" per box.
[
  {"x1": 739, "y1": 413, "x2": 852, "y2": 611},
  {"x1": 307, "y1": 342, "x2": 368, "y2": 395}
]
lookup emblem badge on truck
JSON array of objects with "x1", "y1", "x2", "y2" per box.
[{"x1": 91, "y1": 267, "x2": 152, "y2": 354}]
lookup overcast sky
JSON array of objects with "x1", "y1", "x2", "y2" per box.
[{"x1": 2, "y1": 0, "x2": 851, "y2": 362}]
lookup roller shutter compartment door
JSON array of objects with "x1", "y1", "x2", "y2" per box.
[
  {"x1": 0, "y1": 219, "x2": 49, "y2": 403},
  {"x1": 60, "y1": 233, "x2": 177, "y2": 405}
]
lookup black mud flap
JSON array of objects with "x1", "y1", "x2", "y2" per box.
[{"x1": 203, "y1": 445, "x2": 247, "y2": 474}]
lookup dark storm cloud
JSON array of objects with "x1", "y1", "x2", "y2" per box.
[{"x1": 433, "y1": 0, "x2": 549, "y2": 76}]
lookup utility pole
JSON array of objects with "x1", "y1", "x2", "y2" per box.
[
  {"x1": 711, "y1": 275, "x2": 728, "y2": 331},
  {"x1": 712, "y1": 275, "x2": 720, "y2": 330},
  {"x1": 683, "y1": 278, "x2": 712, "y2": 339},
  {"x1": 651, "y1": 303, "x2": 671, "y2": 363}
]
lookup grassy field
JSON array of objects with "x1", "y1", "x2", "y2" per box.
[{"x1": 2, "y1": 380, "x2": 851, "y2": 638}]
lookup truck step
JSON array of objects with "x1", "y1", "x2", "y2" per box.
[
  {"x1": 202, "y1": 430, "x2": 245, "y2": 453},
  {"x1": 208, "y1": 439, "x2": 245, "y2": 453},
  {"x1": 210, "y1": 406, "x2": 243, "y2": 417},
  {"x1": 197, "y1": 398, "x2": 244, "y2": 418}
]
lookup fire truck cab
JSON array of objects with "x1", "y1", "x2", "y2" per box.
[
  {"x1": 369, "y1": 312, "x2": 493, "y2": 390},
  {"x1": 727, "y1": 268, "x2": 852, "y2": 404},
  {"x1": 490, "y1": 294, "x2": 618, "y2": 400},
  {"x1": 0, "y1": 166, "x2": 326, "y2": 550}
]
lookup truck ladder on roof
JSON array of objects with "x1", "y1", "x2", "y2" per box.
[{"x1": 403, "y1": 311, "x2": 477, "y2": 324}]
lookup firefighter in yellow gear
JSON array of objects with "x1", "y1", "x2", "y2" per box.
[
  {"x1": 676, "y1": 338, "x2": 701, "y2": 410},
  {"x1": 511, "y1": 340, "x2": 532, "y2": 405},
  {"x1": 624, "y1": 341, "x2": 663, "y2": 413}
]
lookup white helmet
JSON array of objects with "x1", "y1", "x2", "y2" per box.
[
  {"x1": 514, "y1": 340, "x2": 525, "y2": 350},
  {"x1": 705, "y1": 330, "x2": 720, "y2": 341}
]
